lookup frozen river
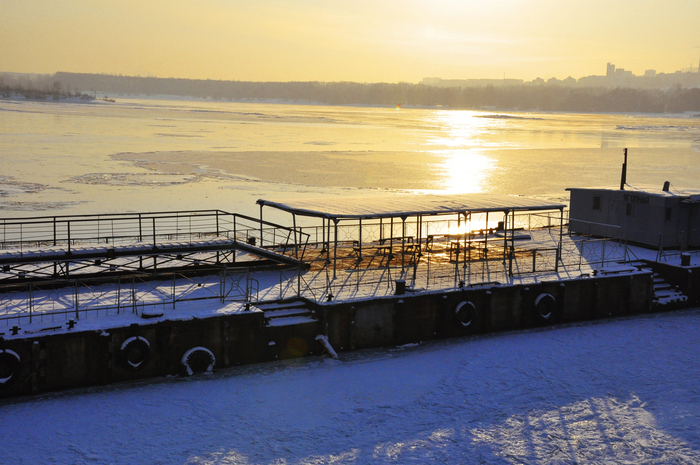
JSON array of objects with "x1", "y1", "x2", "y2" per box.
[{"x1": 1, "y1": 97, "x2": 699, "y2": 223}]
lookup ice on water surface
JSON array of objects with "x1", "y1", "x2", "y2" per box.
[{"x1": 2, "y1": 97, "x2": 700, "y2": 218}]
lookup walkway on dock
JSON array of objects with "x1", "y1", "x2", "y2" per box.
[{"x1": 0, "y1": 210, "x2": 308, "y2": 284}]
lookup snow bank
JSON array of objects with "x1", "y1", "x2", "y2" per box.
[{"x1": 1, "y1": 309, "x2": 699, "y2": 464}]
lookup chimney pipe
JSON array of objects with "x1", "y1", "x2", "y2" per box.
[{"x1": 619, "y1": 148, "x2": 628, "y2": 190}]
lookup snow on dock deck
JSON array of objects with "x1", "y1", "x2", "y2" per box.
[{"x1": 0, "y1": 236, "x2": 240, "y2": 262}]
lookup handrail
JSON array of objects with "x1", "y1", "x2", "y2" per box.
[
  {"x1": 0, "y1": 209, "x2": 229, "y2": 224},
  {"x1": 0, "y1": 210, "x2": 310, "y2": 254}
]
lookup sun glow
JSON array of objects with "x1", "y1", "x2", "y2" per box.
[
  {"x1": 446, "y1": 212, "x2": 504, "y2": 237},
  {"x1": 438, "y1": 149, "x2": 496, "y2": 194},
  {"x1": 429, "y1": 110, "x2": 503, "y2": 149},
  {"x1": 428, "y1": 111, "x2": 500, "y2": 194}
]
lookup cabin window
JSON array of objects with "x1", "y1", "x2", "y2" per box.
[
  {"x1": 592, "y1": 196, "x2": 601, "y2": 210},
  {"x1": 626, "y1": 203, "x2": 633, "y2": 216},
  {"x1": 665, "y1": 208, "x2": 672, "y2": 221}
]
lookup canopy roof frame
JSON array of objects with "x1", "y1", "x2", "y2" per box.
[
  {"x1": 257, "y1": 194, "x2": 566, "y2": 280},
  {"x1": 257, "y1": 194, "x2": 565, "y2": 222}
]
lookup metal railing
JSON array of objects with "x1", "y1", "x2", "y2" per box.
[
  {"x1": 0, "y1": 268, "x2": 266, "y2": 327},
  {"x1": 2, "y1": 210, "x2": 629, "y2": 325},
  {"x1": 0, "y1": 210, "x2": 309, "y2": 257}
]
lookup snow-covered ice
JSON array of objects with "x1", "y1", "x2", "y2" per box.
[{"x1": 1, "y1": 308, "x2": 699, "y2": 464}]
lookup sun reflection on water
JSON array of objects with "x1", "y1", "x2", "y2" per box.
[
  {"x1": 427, "y1": 110, "x2": 502, "y2": 194},
  {"x1": 428, "y1": 110, "x2": 505, "y2": 148},
  {"x1": 434, "y1": 149, "x2": 496, "y2": 194}
]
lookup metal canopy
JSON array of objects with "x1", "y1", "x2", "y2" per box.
[{"x1": 257, "y1": 193, "x2": 565, "y2": 220}]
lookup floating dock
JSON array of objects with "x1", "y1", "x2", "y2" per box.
[{"x1": 0, "y1": 195, "x2": 697, "y2": 398}]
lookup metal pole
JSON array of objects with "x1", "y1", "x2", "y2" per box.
[
  {"x1": 426, "y1": 221, "x2": 430, "y2": 251},
  {"x1": 390, "y1": 217, "x2": 394, "y2": 256},
  {"x1": 358, "y1": 217, "x2": 362, "y2": 260},
  {"x1": 503, "y1": 211, "x2": 508, "y2": 262},
  {"x1": 74, "y1": 280, "x2": 79, "y2": 320},
  {"x1": 417, "y1": 214, "x2": 422, "y2": 253},
  {"x1": 557, "y1": 208, "x2": 564, "y2": 272},
  {"x1": 132, "y1": 276, "x2": 136, "y2": 314},
  {"x1": 401, "y1": 217, "x2": 406, "y2": 271},
  {"x1": 323, "y1": 218, "x2": 328, "y2": 253},
  {"x1": 297, "y1": 265, "x2": 301, "y2": 298},
  {"x1": 510, "y1": 210, "x2": 516, "y2": 277},
  {"x1": 484, "y1": 211, "x2": 489, "y2": 256},
  {"x1": 292, "y1": 213, "x2": 298, "y2": 259},
  {"x1": 220, "y1": 269, "x2": 224, "y2": 304},
  {"x1": 462, "y1": 213, "x2": 467, "y2": 266},
  {"x1": 29, "y1": 282, "x2": 33, "y2": 324},
  {"x1": 602, "y1": 239, "x2": 606, "y2": 267},
  {"x1": 259, "y1": 204, "x2": 264, "y2": 246},
  {"x1": 333, "y1": 219, "x2": 339, "y2": 278}
]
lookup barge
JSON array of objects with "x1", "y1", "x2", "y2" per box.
[{"x1": 0, "y1": 191, "x2": 698, "y2": 398}]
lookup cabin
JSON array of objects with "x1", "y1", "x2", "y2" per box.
[{"x1": 567, "y1": 183, "x2": 700, "y2": 249}]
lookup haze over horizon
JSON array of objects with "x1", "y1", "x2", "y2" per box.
[{"x1": 2, "y1": 0, "x2": 699, "y2": 83}]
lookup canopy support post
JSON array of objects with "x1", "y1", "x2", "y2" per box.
[
  {"x1": 333, "y1": 219, "x2": 339, "y2": 279},
  {"x1": 259, "y1": 203, "x2": 264, "y2": 246}
]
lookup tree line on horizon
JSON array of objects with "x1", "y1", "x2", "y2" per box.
[
  {"x1": 0, "y1": 74, "x2": 95, "y2": 101},
  {"x1": 5, "y1": 72, "x2": 700, "y2": 113}
]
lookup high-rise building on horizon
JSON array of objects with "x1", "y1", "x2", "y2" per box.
[{"x1": 606, "y1": 63, "x2": 616, "y2": 78}]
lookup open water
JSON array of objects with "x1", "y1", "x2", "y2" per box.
[{"x1": 1, "y1": 97, "x2": 699, "y2": 221}]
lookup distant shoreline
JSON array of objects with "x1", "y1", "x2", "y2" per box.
[
  {"x1": 4, "y1": 70, "x2": 700, "y2": 113},
  {"x1": 0, "y1": 93, "x2": 103, "y2": 103},
  {"x1": 4, "y1": 92, "x2": 700, "y2": 119}
]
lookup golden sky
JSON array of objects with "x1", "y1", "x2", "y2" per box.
[{"x1": 2, "y1": 0, "x2": 699, "y2": 82}]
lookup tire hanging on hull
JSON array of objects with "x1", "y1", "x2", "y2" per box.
[
  {"x1": 119, "y1": 336, "x2": 151, "y2": 372},
  {"x1": 181, "y1": 347, "x2": 216, "y2": 376},
  {"x1": 455, "y1": 301, "x2": 476, "y2": 330},
  {"x1": 0, "y1": 349, "x2": 21, "y2": 388},
  {"x1": 534, "y1": 293, "x2": 556, "y2": 322}
]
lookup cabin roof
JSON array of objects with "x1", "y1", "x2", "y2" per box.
[
  {"x1": 567, "y1": 186, "x2": 700, "y2": 203},
  {"x1": 257, "y1": 193, "x2": 565, "y2": 220}
]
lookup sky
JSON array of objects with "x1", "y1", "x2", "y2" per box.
[{"x1": 2, "y1": 0, "x2": 699, "y2": 83}]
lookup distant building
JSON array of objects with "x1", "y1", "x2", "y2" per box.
[
  {"x1": 422, "y1": 61, "x2": 700, "y2": 91},
  {"x1": 606, "y1": 63, "x2": 616, "y2": 78}
]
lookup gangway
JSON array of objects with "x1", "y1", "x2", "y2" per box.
[{"x1": 0, "y1": 210, "x2": 309, "y2": 284}]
